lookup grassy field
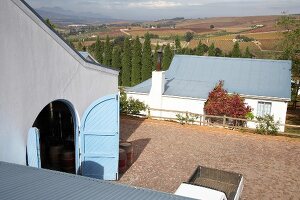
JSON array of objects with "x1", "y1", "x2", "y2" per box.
[
  {"x1": 65, "y1": 14, "x2": 295, "y2": 60},
  {"x1": 186, "y1": 31, "x2": 284, "y2": 57},
  {"x1": 210, "y1": 31, "x2": 283, "y2": 40},
  {"x1": 259, "y1": 39, "x2": 282, "y2": 51},
  {"x1": 127, "y1": 28, "x2": 194, "y2": 37},
  {"x1": 189, "y1": 39, "x2": 260, "y2": 54}
]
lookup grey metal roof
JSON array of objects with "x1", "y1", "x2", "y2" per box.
[
  {"x1": 128, "y1": 55, "x2": 291, "y2": 100},
  {"x1": 12, "y1": 0, "x2": 118, "y2": 76},
  {"x1": 0, "y1": 162, "x2": 193, "y2": 200}
]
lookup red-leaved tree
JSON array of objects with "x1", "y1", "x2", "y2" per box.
[{"x1": 204, "y1": 81, "x2": 252, "y2": 118}]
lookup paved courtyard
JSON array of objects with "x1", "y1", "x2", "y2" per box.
[{"x1": 119, "y1": 116, "x2": 300, "y2": 199}]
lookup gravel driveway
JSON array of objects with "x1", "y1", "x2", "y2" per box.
[{"x1": 118, "y1": 116, "x2": 300, "y2": 199}]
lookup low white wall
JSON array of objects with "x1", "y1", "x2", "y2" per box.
[
  {"x1": 127, "y1": 93, "x2": 204, "y2": 120},
  {"x1": 160, "y1": 96, "x2": 204, "y2": 118}
]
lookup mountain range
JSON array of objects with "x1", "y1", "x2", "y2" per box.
[{"x1": 35, "y1": 7, "x2": 119, "y2": 25}]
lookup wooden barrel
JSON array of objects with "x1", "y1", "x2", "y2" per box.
[
  {"x1": 120, "y1": 142, "x2": 133, "y2": 167},
  {"x1": 61, "y1": 150, "x2": 75, "y2": 173},
  {"x1": 49, "y1": 145, "x2": 63, "y2": 171},
  {"x1": 119, "y1": 148, "x2": 127, "y2": 174}
]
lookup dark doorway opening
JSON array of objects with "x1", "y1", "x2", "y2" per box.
[{"x1": 33, "y1": 100, "x2": 76, "y2": 174}]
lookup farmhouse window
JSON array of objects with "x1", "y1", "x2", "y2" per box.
[{"x1": 257, "y1": 102, "x2": 272, "y2": 117}]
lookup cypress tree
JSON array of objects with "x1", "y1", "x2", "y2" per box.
[
  {"x1": 244, "y1": 46, "x2": 252, "y2": 58},
  {"x1": 67, "y1": 39, "x2": 75, "y2": 49},
  {"x1": 45, "y1": 18, "x2": 56, "y2": 29},
  {"x1": 215, "y1": 48, "x2": 223, "y2": 57},
  {"x1": 141, "y1": 33, "x2": 153, "y2": 81},
  {"x1": 152, "y1": 43, "x2": 160, "y2": 71},
  {"x1": 162, "y1": 44, "x2": 173, "y2": 71},
  {"x1": 208, "y1": 43, "x2": 216, "y2": 56},
  {"x1": 112, "y1": 46, "x2": 122, "y2": 85},
  {"x1": 94, "y1": 36, "x2": 103, "y2": 63},
  {"x1": 175, "y1": 35, "x2": 181, "y2": 54},
  {"x1": 195, "y1": 41, "x2": 205, "y2": 56},
  {"x1": 77, "y1": 40, "x2": 84, "y2": 51},
  {"x1": 112, "y1": 46, "x2": 122, "y2": 69},
  {"x1": 131, "y1": 36, "x2": 142, "y2": 86},
  {"x1": 103, "y1": 35, "x2": 112, "y2": 66},
  {"x1": 183, "y1": 47, "x2": 192, "y2": 55},
  {"x1": 121, "y1": 37, "x2": 131, "y2": 86},
  {"x1": 231, "y1": 42, "x2": 242, "y2": 58}
]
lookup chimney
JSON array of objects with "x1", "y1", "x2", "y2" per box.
[
  {"x1": 149, "y1": 47, "x2": 165, "y2": 109},
  {"x1": 150, "y1": 71, "x2": 165, "y2": 96},
  {"x1": 156, "y1": 47, "x2": 163, "y2": 71}
]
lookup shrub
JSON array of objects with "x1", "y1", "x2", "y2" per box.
[
  {"x1": 184, "y1": 31, "x2": 194, "y2": 42},
  {"x1": 120, "y1": 88, "x2": 147, "y2": 115},
  {"x1": 256, "y1": 115, "x2": 280, "y2": 135},
  {"x1": 235, "y1": 35, "x2": 254, "y2": 42},
  {"x1": 245, "y1": 112, "x2": 255, "y2": 120},
  {"x1": 176, "y1": 113, "x2": 199, "y2": 125},
  {"x1": 204, "y1": 81, "x2": 252, "y2": 118},
  {"x1": 176, "y1": 113, "x2": 186, "y2": 125},
  {"x1": 120, "y1": 88, "x2": 128, "y2": 113},
  {"x1": 126, "y1": 98, "x2": 147, "y2": 115}
]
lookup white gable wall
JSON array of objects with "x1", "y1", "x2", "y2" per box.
[{"x1": 0, "y1": 1, "x2": 118, "y2": 165}]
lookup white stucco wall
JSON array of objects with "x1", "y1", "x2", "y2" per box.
[
  {"x1": 0, "y1": 1, "x2": 118, "y2": 165},
  {"x1": 127, "y1": 93, "x2": 288, "y2": 132},
  {"x1": 245, "y1": 98, "x2": 288, "y2": 132},
  {"x1": 127, "y1": 92, "x2": 204, "y2": 119},
  {"x1": 160, "y1": 96, "x2": 204, "y2": 118}
]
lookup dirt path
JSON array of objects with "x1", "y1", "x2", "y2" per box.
[
  {"x1": 120, "y1": 29, "x2": 130, "y2": 36},
  {"x1": 119, "y1": 117, "x2": 300, "y2": 200}
]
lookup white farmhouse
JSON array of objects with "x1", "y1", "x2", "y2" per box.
[
  {"x1": 126, "y1": 55, "x2": 291, "y2": 132},
  {"x1": 0, "y1": 0, "x2": 120, "y2": 180}
]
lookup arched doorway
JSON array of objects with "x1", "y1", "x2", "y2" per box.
[
  {"x1": 31, "y1": 100, "x2": 77, "y2": 174},
  {"x1": 27, "y1": 93, "x2": 120, "y2": 180}
]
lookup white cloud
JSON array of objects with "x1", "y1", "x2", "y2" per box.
[{"x1": 127, "y1": 1, "x2": 182, "y2": 9}]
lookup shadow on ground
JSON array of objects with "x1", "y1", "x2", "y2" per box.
[
  {"x1": 119, "y1": 138, "x2": 151, "y2": 179},
  {"x1": 120, "y1": 115, "x2": 146, "y2": 141}
]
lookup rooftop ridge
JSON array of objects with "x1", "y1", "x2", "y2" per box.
[{"x1": 173, "y1": 54, "x2": 292, "y2": 64}]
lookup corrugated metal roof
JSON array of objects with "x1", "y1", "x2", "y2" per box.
[
  {"x1": 128, "y1": 55, "x2": 291, "y2": 100},
  {"x1": 79, "y1": 51, "x2": 98, "y2": 64},
  {"x1": 0, "y1": 162, "x2": 193, "y2": 200},
  {"x1": 79, "y1": 51, "x2": 90, "y2": 59}
]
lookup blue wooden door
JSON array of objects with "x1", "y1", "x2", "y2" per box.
[
  {"x1": 79, "y1": 93, "x2": 119, "y2": 180},
  {"x1": 27, "y1": 127, "x2": 41, "y2": 168}
]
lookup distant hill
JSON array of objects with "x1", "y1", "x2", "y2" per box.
[{"x1": 35, "y1": 7, "x2": 119, "y2": 25}]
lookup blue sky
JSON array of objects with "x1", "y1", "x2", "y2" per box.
[{"x1": 26, "y1": 0, "x2": 300, "y2": 20}]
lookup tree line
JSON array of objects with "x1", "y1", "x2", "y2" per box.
[{"x1": 78, "y1": 33, "x2": 253, "y2": 87}]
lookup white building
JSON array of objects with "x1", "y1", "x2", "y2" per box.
[
  {"x1": 126, "y1": 55, "x2": 291, "y2": 132},
  {"x1": 0, "y1": 0, "x2": 119, "y2": 180}
]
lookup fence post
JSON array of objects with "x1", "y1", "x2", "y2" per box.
[
  {"x1": 223, "y1": 115, "x2": 226, "y2": 127},
  {"x1": 199, "y1": 115, "x2": 202, "y2": 126}
]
